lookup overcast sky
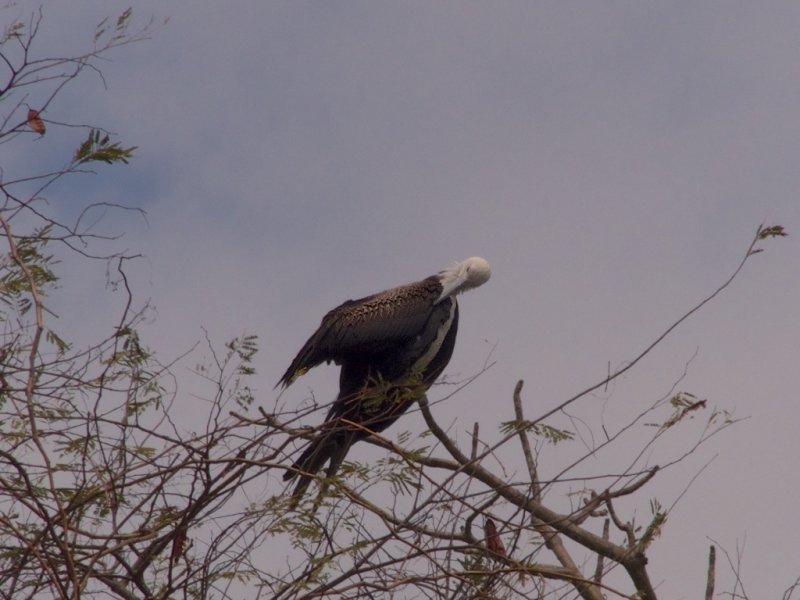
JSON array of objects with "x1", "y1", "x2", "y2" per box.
[{"x1": 11, "y1": 2, "x2": 800, "y2": 597}]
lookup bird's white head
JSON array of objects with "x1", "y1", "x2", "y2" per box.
[{"x1": 437, "y1": 256, "x2": 491, "y2": 301}]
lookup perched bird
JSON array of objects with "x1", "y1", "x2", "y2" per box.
[{"x1": 278, "y1": 257, "x2": 491, "y2": 504}]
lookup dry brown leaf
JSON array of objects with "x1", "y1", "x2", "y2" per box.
[
  {"x1": 484, "y1": 517, "x2": 506, "y2": 558},
  {"x1": 27, "y1": 109, "x2": 45, "y2": 135},
  {"x1": 171, "y1": 528, "x2": 187, "y2": 565}
]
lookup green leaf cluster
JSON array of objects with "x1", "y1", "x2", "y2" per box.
[
  {"x1": 224, "y1": 334, "x2": 259, "y2": 407},
  {"x1": 650, "y1": 391, "x2": 708, "y2": 432},
  {"x1": 94, "y1": 8, "x2": 133, "y2": 45},
  {"x1": 500, "y1": 419, "x2": 574, "y2": 444},
  {"x1": 0, "y1": 226, "x2": 58, "y2": 318},
  {"x1": 757, "y1": 224, "x2": 787, "y2": 239},
  {"x1": 636, "y1": 499, "x2": 667, "y2": 551},
  {"x1": 74, "y1": 129, "x2": 137, "y2": 165}
]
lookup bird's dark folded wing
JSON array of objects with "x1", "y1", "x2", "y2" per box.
[{"x1": 278, "y1": 278, "x2": 442, "y2": 387}]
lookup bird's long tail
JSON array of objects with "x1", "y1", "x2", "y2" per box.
[{"x1": 283, "y1": 428, "x2": 354, "y2": 508}]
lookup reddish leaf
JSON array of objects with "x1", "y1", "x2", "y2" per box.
[
  {"x1": 27, "y1": 109, "x2": 45, "y2": 135},
  {"x1": 484, "y1": 517, "x2": 506, "y2": 558},
  {"x1": 171, "y1": 528, "x2": 187, "y2": 565}
]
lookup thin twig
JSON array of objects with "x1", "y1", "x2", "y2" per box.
[{"x1": 705, "y1": 545, "x2": 716, "y2": 600}]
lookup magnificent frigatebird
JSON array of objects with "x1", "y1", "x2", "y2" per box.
[{"x1": 278, "y1": 257, "x2": 491, "y2": 503}]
